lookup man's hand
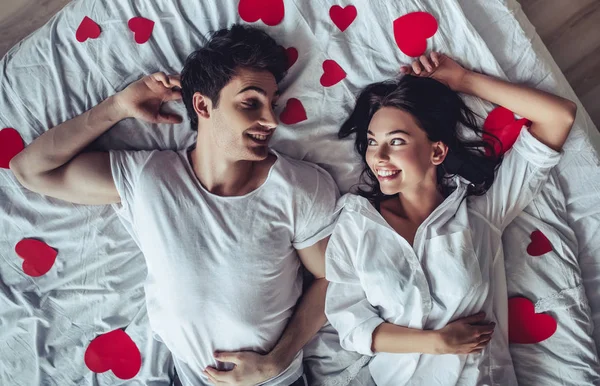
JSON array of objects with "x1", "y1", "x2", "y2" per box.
[
  {"x1": 203, "y1": 351, "x2": 282, "y2": 386},
  {"x1": 113, "y1": 72, "x2": 183, "y2": 124}
]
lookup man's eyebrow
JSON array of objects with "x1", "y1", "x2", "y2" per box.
[
  {"x1": 237, "y1": 86, "x2": 280, "y2": 97},
  {"x1": 367, "y1": 129, "x2": 411, "y2": 136}
]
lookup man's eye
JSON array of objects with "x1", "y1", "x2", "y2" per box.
[
  {"x1": 271, "y1": 103, "x2": 279, "y2": 109},
  {"x1": 243, "y1": 100, "x2": 258, "y2": 109}
]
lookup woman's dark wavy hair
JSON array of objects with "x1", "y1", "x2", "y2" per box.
[
  {"x1": 339, "y1": 75, "x2": 503, "y2": 204},
  {"x1": 181, "y1": 24, "x2": 287, "y2": 130}
]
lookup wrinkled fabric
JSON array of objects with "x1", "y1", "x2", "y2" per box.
[{"x1": 1, "y1": 0, "x2": 600, "y2": 385}]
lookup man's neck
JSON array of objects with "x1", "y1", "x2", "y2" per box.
[{"x1": 189, "y1": 142, "x2": 257, "y2": 197}]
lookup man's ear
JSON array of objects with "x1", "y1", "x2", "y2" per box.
[
  {"x1": 431, "y1": 141, "x2": 449, "y2": 166},
  {"x1": 193, "y1": 92, "x2": 212, "y2": 120}
]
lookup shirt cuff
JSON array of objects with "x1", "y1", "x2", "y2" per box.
[
  {"x1": 344, "y1": 316, "x2": 385, "y2": 356},
  {"x1": 512, "y1": 127, "x2": 562, "y2": 168}
]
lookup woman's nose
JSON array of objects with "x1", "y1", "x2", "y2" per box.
[{"x1": 374, "y1": 146, "x2": 390, "y2": 162}]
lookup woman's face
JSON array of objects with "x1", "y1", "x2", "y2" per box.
[{"x1": 365, "y1": 107, "x2": 445, "y2": 196}]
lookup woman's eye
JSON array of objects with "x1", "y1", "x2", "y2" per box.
[
  {"x1": 390, "y1": 138, "x2": 406, "y2": 145},
  {"x1": 367, "y1": 139, "x2": 377, "y2": 146}
]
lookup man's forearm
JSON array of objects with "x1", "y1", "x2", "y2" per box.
[
  {"x1": 267, "y1": 277, "x2": 328, "y2": 371},
  {"x1": 10, "y1": 95, "x2": 127, "y2": 177}
]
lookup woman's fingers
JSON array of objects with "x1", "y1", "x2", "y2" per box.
[
  {"x1": 477, "y1": 333, "x2": 493, "y2": 344},
  {"x1": 475, "y1": 323, "x2": 495, "y2": 336},
  {"x1": 419, "y1": 55, "x2": 433, "y2": 72},
  {"x1": 411, "y1": 60, "x2": 422, "y2": 75},
  {"x1": 400, "y1": 65, "x2": 412, "y2": 74},
  {"x1": 460, "y1": 312, "x2": 486, "y2": 325},
  {"x1": 431, "y1": 51, "x2": 441, "y2": 66}
]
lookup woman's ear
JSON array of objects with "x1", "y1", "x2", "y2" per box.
[
  {"x1": 431, "y1": 141, "x2": 449, "y2": 166},
  {"x1": 193, "y1": 92, "x2": 212, "y2": 120}
]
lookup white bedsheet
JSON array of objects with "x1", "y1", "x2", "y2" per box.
[{"x1": 1, "y1": 0, "x2": 599, "y2": 385}]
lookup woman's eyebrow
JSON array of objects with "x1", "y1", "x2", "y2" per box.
[{"x1": 367, "y1": 129, "x2": 411, "y2": 136}]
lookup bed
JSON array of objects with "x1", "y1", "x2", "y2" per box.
[{"x1": 1, "y1": 0, "x2": 599, "y2": 385}]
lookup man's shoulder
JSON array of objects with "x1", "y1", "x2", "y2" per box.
[{"x1": 273, "y1": 152, "x2": 337, "y2": 191}]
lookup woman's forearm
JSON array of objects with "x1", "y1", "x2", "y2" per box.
[
  {"x1": 372, "y1": 323, "x2": 441, "y2": 354},
  {"x1": 458, "y1": 71, "x2": 576, "y2": 151}
]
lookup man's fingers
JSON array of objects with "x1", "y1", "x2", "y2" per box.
[
  {"x1": 167, "y1": 89, "x2": 183, "y2": 101},
  {"x1": 213, "y1": 351, "x2": 242, "y2": 364},
  {"x1": 431, "y1": 51, "x2": 440, "y2": 66},
  {"x1": 168, "y1": 75, "x2": 182, "y2": 88},
  {"x1": 204, "y1": 367, "x2": 230, "y2": 383}
]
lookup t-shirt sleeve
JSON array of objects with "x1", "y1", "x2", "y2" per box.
[
  {"x1": 292, "y1": 165, "x2": 340, "y2": 250},
  {"x1": 473, "y1": 127, "x2": 562, "y2": 230},
  {"x1": 109, "y1": 150, "x2": 155, "y2": 224},
  {"x1": 325, "y1": 208, "x2": 384, "y2": 356}
]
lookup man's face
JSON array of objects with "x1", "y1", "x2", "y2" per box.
[{"x1": 202, "y1": 68, "x2": 280, "y2": 162}]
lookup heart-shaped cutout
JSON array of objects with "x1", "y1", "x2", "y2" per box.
[
  {"x1": 483, "y1": 106, "x2": 531, "y2": 156},
  {"x1": 280, "y1": 98, "x2": 307, "y2": 125},
  {"x1": 320, "y1": 60, "x2": 346, "y2": 87},
  {"x1": 526, "y1": 230, "x2": 553, "y2": 257},
  {"x1": 238, "y1": 0, "x2": 285, "y2": 26},
  {"x1": 128, "y1": 17, "x2": 155, "y2": 44},
  {"x1": 509, "y1": 297, "x2": 557, "y2": 344},
  {"x1": 393, "y1": 12, "x2": 438, "y2": 57},
  {"x1": 285, "y1": 47, "x2": 298, "y2": 70},
  {"x1": 15, "y1": 239, "x2": 58, "y2": 277},
  {"x1": 85, "y1": 329, "x2": 142, "y2": 380},
  {"x1": 330, "y1": 5, "x2": 357, "y2": 32},
  {"x1": 0, "y1": 128, "x2": 24, "y2": 169},
  {"x1": 76, "y1": 16, "x2": 102, "y2": 43}
]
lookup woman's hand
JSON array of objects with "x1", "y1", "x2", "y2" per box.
[
  {"x1": 113, "y1": 72, "x2": 183, "y2": 124},
  {"x1": 400, "y1": 52, "x2": 470, "y2": 92},
  {"x1": 435, "y1": 312, "x2": 495, "y2": 355}
]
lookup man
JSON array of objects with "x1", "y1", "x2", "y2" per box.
[{"x1": 10, "y1": 24, "x2": 338, "y2": 386}]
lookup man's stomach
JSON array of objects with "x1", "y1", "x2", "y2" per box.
[{"x1": 143, "y1": 269, "x2": 303, "y2": 373}]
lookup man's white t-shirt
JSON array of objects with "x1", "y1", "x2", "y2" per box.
[{"x1": 109, "y1": 148, "x2": 339, "y2": 386}]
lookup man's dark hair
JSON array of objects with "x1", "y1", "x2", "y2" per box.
[{"x1": 181, "y1": 24, "x2": 287, "y2": 130}]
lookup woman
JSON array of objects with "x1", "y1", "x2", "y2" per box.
[{"x1": 325, "y1": 52, "x2": 576, "y2": 385}]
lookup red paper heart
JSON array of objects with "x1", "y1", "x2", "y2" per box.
[
  {"x1": 76, "y1": 16, "x2": 101, "y2": 43},
  {"x1": 128, "y1": 17, "x2": 154, "y2": 44},
  {"x1": 483, "y1": 106, "x2": 531, "y2": 156},
  {"x1": 509, "y1": 297, "x2": 557, "y2": 344},
  {"x1": 330, "y1": 5, "x2": 357, "y2": 32},
  {"x1": 526, "y1": 230, "x2": 553, "y2": 257},
  {"x1": 0, "y1": 128, "x2": 24, "y2": 169},
  {"x1": 285, "y1": 47, "x2": 298, "y2": 70},
  {"x1": 85, "y1": 329, "x2": 142, "y2": 380},
  {"x1": 320, "y1": 60, "x2": 346, "y2": 87},
  {"x1": 280, "y1": 98, "x2": 307, "y2": 125},
  {"x1": 238, "y1": 0, "x2": 285, "y2": 26},
  {"x1": 15, "y1": 239, "x2": 58, "y2": 277},
  {"x1": 393, "y1": 12, "x2": 438, "y2": 57}
]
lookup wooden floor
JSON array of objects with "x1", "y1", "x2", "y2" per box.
[{"x1": 0, "y1": 0, "x2": 599, "y2": 129}]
